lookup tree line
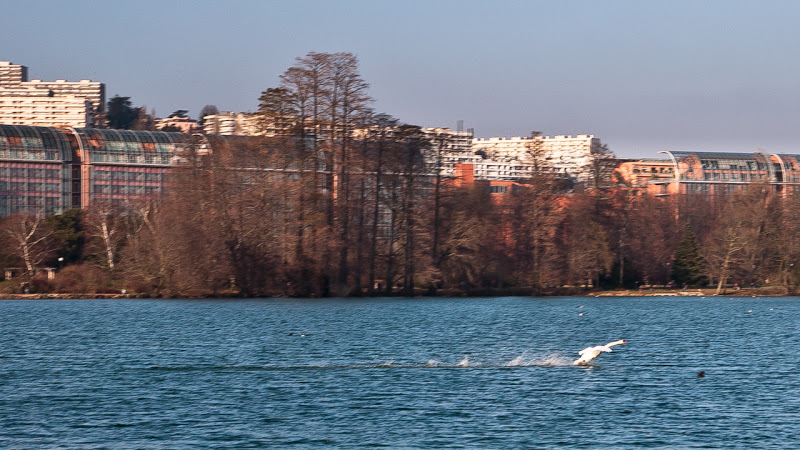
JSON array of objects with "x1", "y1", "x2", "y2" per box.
[{"x1": 2, "y1": 52, "x2": 799, "y2": 297}]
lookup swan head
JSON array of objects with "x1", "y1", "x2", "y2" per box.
[{"x1": 608, "y1": 339, "x2": 627, "y2": 346}]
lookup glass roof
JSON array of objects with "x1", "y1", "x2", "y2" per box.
[
  {"x1": 0, "y1": 124, "x2": 73, "y2": 161},
  {"x1": 71, "y1": 128, "x2": 188, "y2": 155},
  {"x1": 665, "y1": 151, "x2": 764, "y2": 161}
]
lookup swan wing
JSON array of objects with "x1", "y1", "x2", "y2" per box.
[{"x1": 580, "y1": 346, "x2": 611, "y2": 356}]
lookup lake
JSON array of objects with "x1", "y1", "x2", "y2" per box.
[{"x1": 1, "y1": 296, "x2": 798, "y2": 448}]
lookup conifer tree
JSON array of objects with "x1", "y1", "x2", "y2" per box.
[{"x1": 671, "y1": 225, "x2": 708, "y2": 287}]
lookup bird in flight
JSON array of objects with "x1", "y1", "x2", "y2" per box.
[{"x1": 573, "y1": 340, "x2": 627, "y2": 365}]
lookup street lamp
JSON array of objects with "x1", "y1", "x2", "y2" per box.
[{"x1": 57, "y1": 257, "x2": 64, "y2": 270}]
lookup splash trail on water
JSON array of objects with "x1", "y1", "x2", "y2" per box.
[{"x1": 144, "y1": 352, "x2": 576, "y2": 371}]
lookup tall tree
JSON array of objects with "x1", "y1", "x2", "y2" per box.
[
  {"x1": 582, "y1": 143, "x2": 616, "y2": 190},
  {"x1": 671, "y1": 224, "x2": 708, "y2": 288},
  {"x1": 703, "y1": 184, "x2": 768, "y2": 294},
  {"x1": 397, "y1": 125, "x2": 428, "y2": 295},
  {"x1": 257, "y1": 87, "x2": 298, "y2": 136},
  {"x1": 84, "y1": 203, "x2": 126, "y2": 271},
  {"x1": 328, "y1": 52, "x2": 372, "y2": 290},
  {"x1": 520, "y1": 130, "x2": 562, "y2": 291},
  {"x1": 365, "y1": 113, "x2": 398, "y2": 294},
  {"x1": 106, "y1": 95, "x2": 141, "y2": 130}
]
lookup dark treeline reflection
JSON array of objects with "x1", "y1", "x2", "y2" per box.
[{"x1": 3, "y1": 52, "x2": 800, "y2": 297}]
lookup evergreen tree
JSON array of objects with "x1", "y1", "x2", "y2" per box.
[
  {"x1": 106, "y1": 96, "x2": 141, "y2": 130},
  {"x1": 671, "y1": 225, "x2": 708, "y2": 287},
  {"x1": 43, "y1": 208, "x2": 84, "y2": 264}
]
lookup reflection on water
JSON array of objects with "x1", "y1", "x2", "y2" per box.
[{"x1": 1, "y1": 296, "x2": 798, "y2": 447}]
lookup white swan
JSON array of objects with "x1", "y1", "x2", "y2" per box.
[{"x1": 574, "y1": 339, "x2": 627, "y2": 365}]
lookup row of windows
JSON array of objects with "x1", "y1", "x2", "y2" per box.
[
  {"x1": 92, "y1": 141, "x2": 175, "y2": 154},
  {"x1": 0, "y1": 181, "x2": 65, "y2": 193},
  {"x1": 703, "y1": 172, "x2": 765, "y2": 181},
  {"x1": 92, "y1": 170, "x2": 166, "y2": 182},
  {"x1": 0, "y1": 167, "x2": 63, "y2": 179},
  {"x1": 0, "y1": 195, "x2": 63, "y2": 206},
  {"x1": 89, "y1": 153, "x2": 174, "y2": 165},
  {"x1": 91, "y1": 185, "x2": 163, "y2": 195},
  {"x1": 699, "y1": 160, "x2": 767, "y2": 170},
  {"x1": 632, "y1": 167, "x2": 674, "y2": 174},
  {"x1": 0, "y1": 149, "x2": 62, "y2": 161}
]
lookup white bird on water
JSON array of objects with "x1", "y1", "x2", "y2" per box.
[{"x1": 574, "y1": 340, "x2": 627, "y2": 365}]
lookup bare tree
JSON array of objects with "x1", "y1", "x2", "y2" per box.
[
  {"x1": 257, "y1": 87, "x2": 297, "y2": 136},
  {"x1": 521, "y1": 131, "x2": 562, "y2": 290},
  {"x1": 3, "y1": 212, "x2": 54, "y2": 276},
  {"x1": 564, "y1": 194, "x2": 614, "y2": 287},
  {"x1": 704, "y1": 183, "x2": 769, "y2": 294},
  {"x1": 583, "y1": 143, "x2": 616, "y2": 190},
  {"x1": 84, "y1": 203, "x2": 126, "y2": 271}
]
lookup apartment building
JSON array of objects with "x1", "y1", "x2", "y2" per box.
[
  {"x1": 202, "y1": 112, "x2": 260, "y2": 136},
  {"x1": 421, "y1": 127, "x2": 478, "y2": 176},
  {"x1": 0, "y1": 96, "x2": 92, "y2": 128},
  {"x1": 0, "y1": 61, "x2": 28, "y2": 86},
  {"x1": 472, "y1": 134, "x2": 604, "y2": 181},
  {"x1": 0, "y1": 61, "x2": 105, "y2": 127}
]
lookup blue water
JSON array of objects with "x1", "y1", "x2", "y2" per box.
[{"x1": 1, "y1": 296, "x2": 798, "y2": 448}]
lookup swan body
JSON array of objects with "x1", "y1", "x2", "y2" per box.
[{"x1": 573, "y1": 339, "x2": 627, "y2": 365}]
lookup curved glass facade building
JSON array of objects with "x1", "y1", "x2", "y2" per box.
[
  {"x1": 616, "y1": 150, "x2": 800, "y2": 197},
  {"x1": 4, "y1": 123, "x2": 800, "y2": 215},
  {"x1": 0, "y1": 125, "x2": 74, "y2": 215},
  {"x1": 69, "y1": 128, "x2": 188, "y2": 208},
  {"x1": 657, "y1": 151, "x2": 800, "y2": 195},
  {"x1": 0, "y1": 125, "x2": 192, "y2": 215}
]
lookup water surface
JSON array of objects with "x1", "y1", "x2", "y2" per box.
[{"x1": 1, "y1": 296, "x2": 798, "y2": 447}]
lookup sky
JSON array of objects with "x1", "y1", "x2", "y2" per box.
[{"x1": 2, "y1": 0, "x2": 800, "y2": 158}]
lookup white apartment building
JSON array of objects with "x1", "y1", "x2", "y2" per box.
[
  {"x1": 202, "y1": 112, "x2": 261, "y2": 136},
  {"x1": 0, "y1": 96, "x2": 92, "y2": 127},
  {"x1": 0, "y1": 61, "x2": 105, "y2": 127},
  {"x1": 421, "y1": 127, "x2": 478, "y2": 176},
  {"x1": 22, "y1": 79, "x2": 105, "y2": 116},
  {"x1": 472, "y1": 134, "x2": 605, "y2": 181},
  {"x1": 0, "y1": 61, "x2": 27, "y2": 86}
]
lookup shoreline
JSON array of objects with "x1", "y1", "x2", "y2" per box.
[{"x1": 0, "y1": 287, "x2": 792, "y2": 300}]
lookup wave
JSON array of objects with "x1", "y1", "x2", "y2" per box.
[
  {"x1": 144, "y1": 353, "x2": 577, "y2": 371},
  {"x1": 505, "y1": 352, "x2": 574, "y2": 367}
]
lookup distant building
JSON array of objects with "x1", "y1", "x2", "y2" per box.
[
  {"x1": 154, "y1": 116, "x2": 198, "y2": 133},
  {"x1": 0, "y1": 124, "x2": 195, "y2": 215},
  {"x1": 613, "y1": 151, "x2": 800, "y2": 197},
  {"x1": 0, "y1": 61, "x2": 28, "y2": 86},
  {"x1": 472, "y1": 134, "x2": 605, "y2": 182},
  {"x1": 202, "y1": 112, "x2": 260, "y2": 136},
  {"x1": 421, "y1": 127, "x2": 478, "y2": 177},
  {"x1": 0, "y1": 61, "x2": 105, "y2": 127},
  {"x1": 613, "y1": 159, "x2": 676, "y2": 189},
  {"x1": 0, "y1": 96, "x2": 93, "y2": 128}
]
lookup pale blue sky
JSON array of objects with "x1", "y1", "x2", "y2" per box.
[{"x1": 2, "y1": 0, "x2": 800, "y2": 158}]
